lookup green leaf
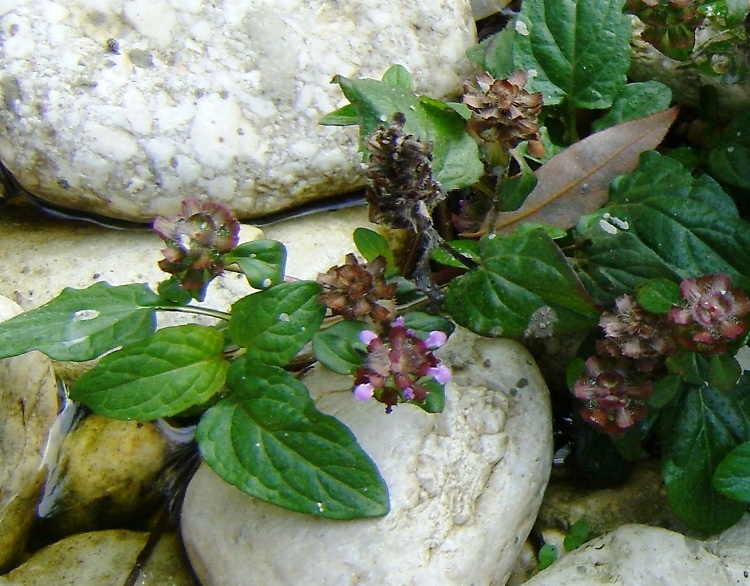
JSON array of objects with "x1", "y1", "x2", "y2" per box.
[
  {"x1": 417, "y1": 378, "x2": 446, "y2": 413},
  {"x1": 331, "y1": 74, "x2": 484, "y2": 192},
  {"x1": 662, "y1": 384, "x2": 749, "y2": 533},
  {"x1": 70, "y1": 324, "x2": 228, "y2": 419},
  {"x1": 708, "y1": 111, "x2": 750, "y2": 190},
  {"x1": 634, "y1": 278, "x2": 681, "y2": 314},
  {"x1": 229, "y1": 281, "x2": 325, "y2": 367},
  {"x1": 157, "y1": 276, "x2": 193, "y2": 305},
  {"x1": 445, "y1": 228, "x2": 599, "y2": 338},
  {"x1": 511, "y1": 0, "x2": 631, "y2": 108},
  {"x1": 319, "y1": 104, "x2": 358, "y2": 126},
  {"x1": 666, "y1": 352, "x2": 710, "y2": 386},
  {"x1": 592, "y1": 82, "x2": 673, "y2": 132},
  {"x1": 478, "y1": 25, "x2": 517, "y2": 79},
  {"x1": 708, "y1": 354, "x2": 742, "y2": 394},
  {"x1": 647, "y1": 374, "x2": 684, "y2": 409},
  {"x1": 381, "y1": 64, "x2": 413, "y2": 90},
  {"x1": 563, "y1": 519, "x2": 590, "y2": 551},
  {"x1": 537, "y1": 544, "x2": 558, "y2": 571},
  {"x1": 0, "y1": 282, "x2": 161, "y2": 361},
  {"x1": 197, "y1": 361, "x2": 389, "y2": 519},
  {"x1": 312, "y1": 320, "x2": 367, "y2": 375},
  {"x1": 401, "y1": 311, "x2": 455, "y2": 338},
  {"x1": 353, "y1": 227, "x2": 395, "y2": 269},
  {"x1": 714, "y1": 442, "x2": 750, "y2": 501},
  {"x1": 225, "y1": 240, "x2": 287, "y2": 289},
  {"x1": 431, "y1": 239, "x2": 481, "y2": 269},
  {"x1": 499, "y1": 149, "x2": 538, "y2": 212},
  {"x1": 578, "y1": 151, "x2": 750, "y2": 302}
]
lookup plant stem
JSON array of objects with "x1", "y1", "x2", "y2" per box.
[{"x1": 156, "y1": 305, "x2": 231, "y2": 320}]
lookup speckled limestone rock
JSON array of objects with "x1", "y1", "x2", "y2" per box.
[
  {"x1": 0, "y1": 1, "x2": 476, "y2": 222},
  {"x1": 0, "y1": 296, "x2": 58, "y2": 572},
  {"x1": 38, "y1": 414, "x2": 169, "y2": 537},
  {"x1": 0, "y1": 530, "x2": 195, "y2": 585},
  {"x1": 0, "y1": 206, "x2": 261, "y2": 318},
  {"x1": 181, "y1": 327, "x2": 553, "y2": 586},
  {"x1": 525, "y1": 516, "x2": 750, "y2": 586}
]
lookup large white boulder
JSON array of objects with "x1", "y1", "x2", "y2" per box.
[
  {"x1": 0, "y1": 0, "x2": 476, "y2": 221},
  {"x1": 180, "y1": 327, "x2": 553, "y2": 586}
]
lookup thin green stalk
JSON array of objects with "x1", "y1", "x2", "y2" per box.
[{"x1": 156, "y1": 305, "x2": 231, "y2": 320}]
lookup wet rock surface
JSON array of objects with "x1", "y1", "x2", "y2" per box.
[
  {"x1": 0, "y1": 529, "x2": 195, "y2": 585},
  {"x1": 0, "y1": 296, "x2": 58, "y2": 572}
]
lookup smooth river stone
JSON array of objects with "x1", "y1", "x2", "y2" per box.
[
  {"x1": 181, "y1": 327, "x2": 553, "y2": 586},
  {"x1": 525, "y1": 517, "x2": 750, "y2": 586},
  {"x1": 0, "y1": 296, "x2": 58, "y2": 571},
  {"x1": 0, "y1": 0, "x2": 476, "y2": 221}
]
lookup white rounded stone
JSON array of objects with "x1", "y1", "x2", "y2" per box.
[
  {"x1": 0, "y1": 0, "x2": 477, "y2": 221},
  {"x1": 180, "y1": 327, "x2": 552, "y2": 586},
  {"x1": 525, "y1": 519, "x2": 750, "y2": 586}
]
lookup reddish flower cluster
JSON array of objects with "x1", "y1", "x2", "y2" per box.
[
  {"x1": 574, "y1": 357, "x2": 653, "y2": 436},
  {"x1": 669, "y1": 273, "x2": 750, "y2": 354},
  {"x1": 597, "y1": 294, "x2": 675, "y2": 371},
  {"x1": 575, "y1": 274, "x2": 750, "y2": 435},
  {"x1": 153, "y1": 198, "x2": 240, "y2": 299},
  {"x1": 354, "y1": 317, "x2": 451, "y2": 413}
]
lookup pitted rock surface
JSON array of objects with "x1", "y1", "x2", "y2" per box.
[
  {"x1": 181, "y1": 328, "x2": 552, "y2": 586},
  {"x1": 0, "y1": 1, "x2": 476, "y2": 221}
]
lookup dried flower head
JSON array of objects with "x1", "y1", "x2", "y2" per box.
[
  {"x1": 354, "y1": 317, "x2": 452, "y2": 413},
  {"x1": 462, "y1": 70, "x2": 544, "y2": 154},
  {"x1": 364, "y1": 112, "x2": 444, "y2": 232},
  {"x1": 669, "y1": 273, "x2": 750, "y2": 354},
  {"x1": 597, "y1": 294, "x2": 675, "y2": 371},
  {"x1": 153, "y1": 198, "x2": 240, "y2": 299},
  {"x1": 574, "y1": 356, "x2": 652, "y2": 435},
  {"x1": 317, "y1": 254, "x2": 397, "y2": 327}
]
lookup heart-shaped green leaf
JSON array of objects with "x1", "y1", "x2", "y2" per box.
[
  {"x1": 511, "y1": 0, "x2": 631, "y2": 108},
  {"x1": 225, "y1": 239, "x2": 287, "y2": 289},
  {"x1": 197, "y1": 361, "x2": 389, "y2": 519},
  {"x1": 70, "y1": 324, "x2": 229, "y2": 419},
  {"x1": 229, "y1": 281, "x2": 325, "y2": 366},
  {"x1": 445, "y1": 228, "x2": 599, "y2": 338},
  {"x1": 0, "y1": 282, "x2": 161, "y2": 361}
]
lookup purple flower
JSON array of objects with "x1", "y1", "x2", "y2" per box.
[
  {"x1": 353, "y1": 321, "x2": 452, "y2": 413},
  {"x1": 153, "y1": 198, "x2": 240, "y2": 300},
  {"x1": 669, "y1": 273, "x2": 750, "y2": 354},
  {"x1": 574, "y1": 357, "x2": 652, "y2": 435}
]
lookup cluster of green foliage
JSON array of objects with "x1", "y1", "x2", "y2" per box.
[
  {"x1": 3, "y1": 0, "x2": 750, "y2": 534},
  {"x1": 324, "y1": 0, "x2": 750, "y2": 535}
]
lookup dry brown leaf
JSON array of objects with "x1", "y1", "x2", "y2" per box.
[{"x1": 481, "y1": 107, "x2": 679, "y2": 235}]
